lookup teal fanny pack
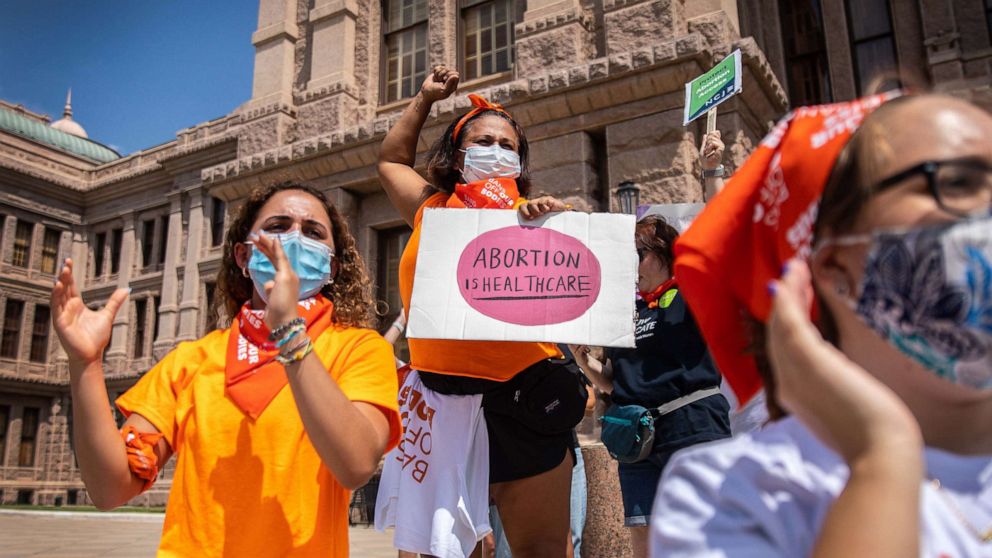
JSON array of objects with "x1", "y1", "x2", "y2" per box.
[
  {"x1": 599, "y1": 387, "x2": 723, "y2": 463},
  {"x1": 599, "y1": 404, "x2": 655, "y2": 463}
]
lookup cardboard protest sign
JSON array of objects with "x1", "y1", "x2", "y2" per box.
[
  {"x1": 683, "y1": 49, "x2": 742, "y2": 126},
  {"x1": 637, "y1": 203, "x2": 706, "y2": 232},
  {"x1": 407, "y1": 209, "x2": 637, "y2": 347}
]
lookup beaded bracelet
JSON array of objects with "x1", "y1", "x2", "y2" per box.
[
  {"x1": 275, "y1": 324, "x2": 306, "y2": 348},
  {"x1": 275, "y1": 336, "x2": 313, "y2": 365},
  {"x1": 269, "y1": 317, "x2": 305, "y2": 341}
]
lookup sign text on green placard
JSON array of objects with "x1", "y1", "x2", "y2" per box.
[{"x1": 683, "y1": 49, "x2": 743, "y2": 126}]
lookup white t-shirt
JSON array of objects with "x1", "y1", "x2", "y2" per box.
[
  {"x1": 651, "y1": 416, "x2": 992, "y2": 557},
  {"x1": 376, "y1": 370, "x2": 492, "y2": 558}
]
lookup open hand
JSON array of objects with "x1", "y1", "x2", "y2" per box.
[
  {"x1": 420, "y1": 65, "x2": 459, "y2": 103},
  {"x1": 518, "y1": 195, "x2": 569, "y2": 220},
  {"x1": 51, "y1": 259, "x2": 129, "y2": 367},
  {"x1": 249, "y1": 232, "x2": 300, "y2": 329},
  {"x1": 767, "y1": 259, "x2": 922, "y2": 465}
]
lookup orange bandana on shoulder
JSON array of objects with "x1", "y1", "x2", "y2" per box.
[
  {"x1": 640, "y1": 277, "x2": 678, "y2": 309},
  {"x1": 446, "y1": 177, "x2": 521, "y2": 210},
  {"x1": 225, "y1": 295, "x2": 335, "y2": 419},
  {"x1": 673, "y1": 92, "x2": 900, "y2": 405}
]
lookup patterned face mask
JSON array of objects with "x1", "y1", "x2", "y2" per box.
[{"x1": 825, "y1": 214, "x2": 992, "y2": 390}]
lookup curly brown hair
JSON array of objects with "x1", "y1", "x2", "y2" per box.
[
  {"x1": 426, "y1": 110, "x2": 532, "y2": 196},
  {"x1": 215, "y1": 182, "x2": 377, "y2": 329}
]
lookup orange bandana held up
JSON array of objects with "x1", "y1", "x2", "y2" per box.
[
  {"x1": 446, "y1": 177, "x2": 521, "y2": 210},
  {"x1": 225, "y1": 295, "x2": 335, "y2": 418},
  {"x1": 674, "y1": 92, "x2": 900, "y2": 405},
  {"x1": 451, "y1": 94, "x2": 510, "y2": 142}
]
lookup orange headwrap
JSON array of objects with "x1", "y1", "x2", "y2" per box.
[
  {"x1": 673, "y1": 92, "x2": 900, "y2": 405},
  {"x1": 452, "y1": 94, "x2": 511, "y2": 142}
]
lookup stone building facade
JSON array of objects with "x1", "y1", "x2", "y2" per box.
[{"x1": 0, "y1": 0, "x2": 988, "y2": 549}]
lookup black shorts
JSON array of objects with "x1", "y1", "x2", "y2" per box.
[{"x1": 420, "y1": 356, "x2": 588, "y2": 484}]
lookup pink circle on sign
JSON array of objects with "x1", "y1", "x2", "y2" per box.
[{"x1": 456, "y1": 226, "x2": 602, "y2": 326}]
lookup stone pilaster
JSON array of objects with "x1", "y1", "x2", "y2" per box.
[
  {"x1": 294, "y1": 0, "x2": 369, "y2": 138},
  {"x1": 106, "y1": 213, "x2": 135, "y2": 359},
  {"x1": 249, "y1": 0, "x2": 299, "y2": 108},
  {"x1": 307, "y1": 0, "x2": 359, "y2": 92},
  {"x1": 918, "y1": 0, "x2": 965, "y2": 83},
  {"x1": 69, "y1": 230, "x2": 87, "y2": 293},
  {"x1": 153, "y1": 192, "x2": 184, "y2": 358},
  {"x1": 0, "y1": 215, "x2": 16, "y2": 269},
  {"x1": 603, "y1": 0, "x2": 686, "y2": 55},
  {"x1": 176, "y1": 189, "x2": 205, "y2": 342},
  {"x1": 514, "y1": 0, "x2": 597, "y2": 76}
]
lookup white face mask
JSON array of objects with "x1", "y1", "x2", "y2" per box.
[{"x1": 460, "y1": 145, "x2": 521, "y2": 183}]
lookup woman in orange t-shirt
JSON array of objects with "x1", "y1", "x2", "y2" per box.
[
  {"x1": 50, "y1": 182, "x2": 401, "y2": 557},
  {"x1": 378, "y1": 65, "x2": 589, "y2": 556}
]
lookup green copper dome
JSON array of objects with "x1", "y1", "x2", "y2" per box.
[{"x1": 0, "y1": 105, "x2": 120, "y2": 164}]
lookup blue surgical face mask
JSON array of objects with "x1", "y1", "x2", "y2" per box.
[
  {"x1": 460, "y1": 145, "x2": 521, "y2": 183},
  {"x1": 821, "y1": 213, "x2": 992, "y2": 390},
  {"x1": 247, "y1": 230, "x2": 334, "y2": 304}
]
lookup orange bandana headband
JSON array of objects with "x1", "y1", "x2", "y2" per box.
[
  {"x1": 673, "y1": 91, "x2": 900, "y2": 405},
  {"x1": 452, "y1": 94, "x2": 511, "y2": 142}
]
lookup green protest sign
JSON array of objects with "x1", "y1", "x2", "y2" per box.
[{"x1": 683, "y1": 49, "x2": 742, "y2": 126}]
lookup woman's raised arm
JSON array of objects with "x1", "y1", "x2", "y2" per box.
[
  {"x1": 51, "y1": 259, "x2": 172, "y2": 510},
  {"x1": 378, "y1": 65, "x2": 460, "y2": 226}
]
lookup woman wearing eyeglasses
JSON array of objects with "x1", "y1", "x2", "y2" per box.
[
  {"x1": 570, "y1": 216, "x2": 732, "y2": 558},
  {"x1": 652, "y1": 92, "x2": 992, "y2": 557}
]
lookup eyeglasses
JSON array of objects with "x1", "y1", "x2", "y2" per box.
[{"x1": 874, "y1": 158, "x2": 992, "y2": 217}]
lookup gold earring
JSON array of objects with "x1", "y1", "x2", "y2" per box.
[{"x1": 241, "y1": 267, "x2": 249, "y2": 278}]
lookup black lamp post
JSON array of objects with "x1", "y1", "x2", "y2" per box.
[{"x1": 616, "y1": 180, "x2": 640, "y2": 215}]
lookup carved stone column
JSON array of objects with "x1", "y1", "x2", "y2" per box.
[
  {"x1": 153, "y1": 192, "x2": 184, "y2": 358},
  {"x1": 295, "y1": 0, "x2": 364, "y2": 137},
  {"x1": 177, "y1": 189, "x2": 205, "y2": 342},
  {"x1": 918, "y1": 0, "x2": 964, "y2": 83},
  {"x1": 106, "y1": 213, "x2": 136, "y2": 359},
  {"x1": 249, "y1": 0, "x2": 299, "y2": 108}
]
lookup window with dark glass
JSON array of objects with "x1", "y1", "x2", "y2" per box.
[
  {"x1": 18, "y1": 407, "x2": 39, "y2": 467},
  {"x1": 383, "y1": 0, "x2": 429, "y2": 103},
  {"x1": 377, "y1": 227, "x2": 412, "y2": 362},
  {"x1": 93, "y1": 232, "x2": 106, "y2": 277},
  {"x1": 211, "y1": 198, "x2": 226, "y2": 247},
  {"x1": 158, "y1": 216, "x2": 170, "y2": 264},
  {"x1": 0, "y1": 405, "x2": 8, "y2": 463},
  {"x1": 462, "y1": 0, "x2": 514, "y2": 81},
  {"x1": 153, "y1": 295, "x2": 162, "y2": 341},
  {"x1": 110, "y1": 228, "x2": 123, "y2": 274},
  {"x1": 845, "y1": 0, "x2": 897, "y2": 93},
  {"x1": 779, "y1": 0, "x2": 832, "y2": 106},
  {"x1": 40, "y1": 228, "x2": 61, "y2": 274},
  {"x1": 141, "y1": 219, "x2": 155, "y2": 267},
  {"x1": 133, "y1": 299, "x2": 147, "y2": 358},
  {"x1": 12, "y1": 220, "x2": 32, "y2": 268},
  {"x1": 204, "y1": 283, "x2": 216, "y2": 334},
  {"x1": 987, "y1": 0, "x2": 992, "y2": 44},
  {"x1": 1, "y1": 300, "x2": 24, "y2": 359},
  {"x1": 29, "y1": 305, "x2": 50, "y2": 363}
]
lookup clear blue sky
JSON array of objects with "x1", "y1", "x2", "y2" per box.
[{"x1": 0, "y1": 2, "x2": 257, "y2": 155}]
